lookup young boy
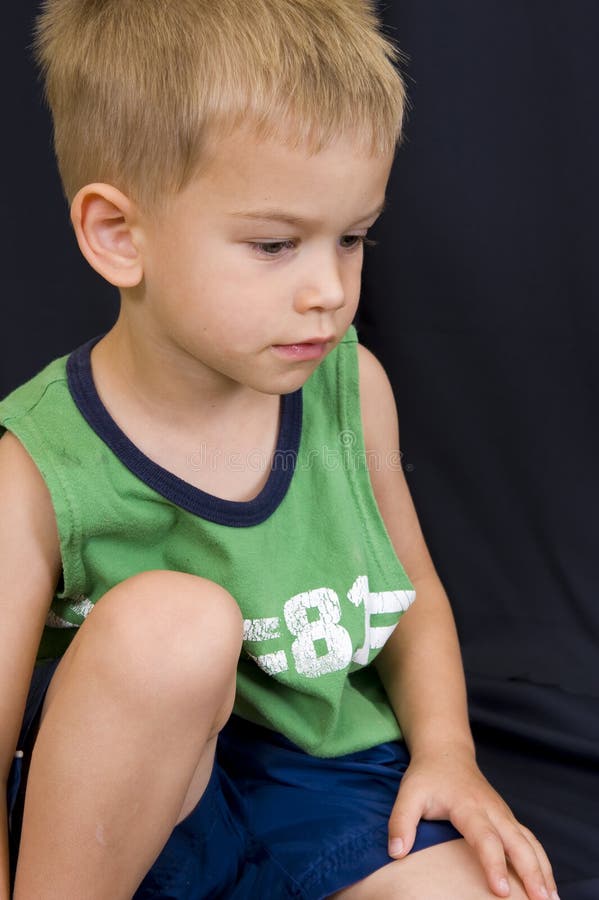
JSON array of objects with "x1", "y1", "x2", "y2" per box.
[{"x1": 1, "y1": 1, "x2": 558, "y2": 898}]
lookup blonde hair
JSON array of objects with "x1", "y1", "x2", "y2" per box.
[{"x1": 34, "y1": 0, "x2": 406, "y2": 215}]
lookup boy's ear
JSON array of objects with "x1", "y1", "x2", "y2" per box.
[{"x1": 70, "y1": 184, "x2": 144, "y2": 288}]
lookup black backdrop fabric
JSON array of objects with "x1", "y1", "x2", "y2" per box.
[
  {"x1": 358, "y1": 3, "x2": 599, "y2": 892},
  {"x1": 2, "y1": 1, "x2": 598, "y2": 893}
]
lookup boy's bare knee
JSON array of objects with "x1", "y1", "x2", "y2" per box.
[
  {"x1": 333, "y1": 840, "x2": 521, "y2": 900},
  {"x1": 90, "y1": 571, "x2": 243, "y2": 644},
  {"x1": 332, "y1": 838, "x2": 530, "y2": 900},
  {"x1": 70, "y1": 571, "x2": 242, "y2": 716}
]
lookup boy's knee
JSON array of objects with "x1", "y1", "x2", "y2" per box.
[{"x1": 82, "y1": 570, "x2": 242, "y2": 705}]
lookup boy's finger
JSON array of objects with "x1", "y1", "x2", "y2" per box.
[
  {"x1": 387, "y1": 785, "x2": 424, "y2": 859},
  {"x1": 500, "y1": 825, "x2": 559, "y2": 900},
  {"x1": 514, "y1": 825, "x2": 558, "y2": 899},
  {"x1": 463, "y1": 813, "x2": 556, "y2": 900},
  {"x1": 459, "y1": 814, "x2": 511, "y2": 897}
]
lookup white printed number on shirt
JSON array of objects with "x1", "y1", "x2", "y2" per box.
[
  {"x1": 348, "y1": 574, "x2": 415, "y2": 666},
  {"x1": 244, "y1": 576, "x2": 415, "y2": 679},
  {"x1": 285, "y1": 588, "x2": 353, "y2": 678}
]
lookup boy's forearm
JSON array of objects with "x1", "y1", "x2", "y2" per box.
[{"x1": 375, "y1": 573, "x2": 475, "y2": 760}]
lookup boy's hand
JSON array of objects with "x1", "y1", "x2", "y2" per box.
[{"x1": 387, "y1": 745, "x2": 559, "y2": 900}]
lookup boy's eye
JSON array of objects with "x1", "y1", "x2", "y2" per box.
[
  {"x1": 251, "y1": 240, "x2": 296, "y2": 256},
  {"x1": 339, "y1": 235, "x2": 377, "y2": 251},
  {"x1": 339, "y1": 235, "x2": 364, "y2": 250}
]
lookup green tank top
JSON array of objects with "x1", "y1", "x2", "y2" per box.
[{"x1": 0, "y1": 326, "x2": 414, "y2": 757}]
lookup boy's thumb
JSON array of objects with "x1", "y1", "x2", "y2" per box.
[{"x1": 387, "y1": 785, "x2": 422, "y2": 859}]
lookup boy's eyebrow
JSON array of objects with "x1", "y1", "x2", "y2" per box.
[{"x1": 228, "y1": 201, "x2": 386, "y2": 227}]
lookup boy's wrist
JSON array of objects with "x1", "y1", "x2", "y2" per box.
[{"x1": 402, "y1": 723, "x2": 476, "y2": 764}]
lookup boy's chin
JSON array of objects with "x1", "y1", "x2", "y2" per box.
[{"x1": 250, "y1": 362, "x2": 326, "y2": 396}]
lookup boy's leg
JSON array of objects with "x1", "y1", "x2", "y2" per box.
[
  {"x1": 331, "y1": 838, "x2": 530, "y2": 900},
  {"x1": 13, "y1": 571, "x2": 242, "y2": 900}
]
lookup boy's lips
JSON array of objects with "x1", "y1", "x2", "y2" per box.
[{"x1": 272, "y1": 337, "x2": 334, "y2": 361}]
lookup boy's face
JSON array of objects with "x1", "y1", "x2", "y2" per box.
[{"x1": 135, "y1": 127, "x2": 393, "y2": 396}]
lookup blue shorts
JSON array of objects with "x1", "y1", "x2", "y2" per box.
[{"x1": 9, "y1": 661, "x2": 460, "y2": 899}]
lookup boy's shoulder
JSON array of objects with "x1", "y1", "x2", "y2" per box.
[{"x1": 0, "y1": 352, "x2": 70, "y2": 428}]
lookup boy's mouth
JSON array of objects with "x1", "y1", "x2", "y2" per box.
[{"x1": 272, "y1": 338, "x2": 333, "y2": 361}]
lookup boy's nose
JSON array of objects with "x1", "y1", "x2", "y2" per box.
[{"x1": 293, "y1": 253, "x2": 346, "y2": 313}]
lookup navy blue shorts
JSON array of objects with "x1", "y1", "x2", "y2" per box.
[{"x1": 8, "y1": 661, "x2": 460, "y2": 899}]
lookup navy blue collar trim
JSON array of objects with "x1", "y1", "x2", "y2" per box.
[{"x1": 66, "y1": 336, "x2": 303, "y2": 527}]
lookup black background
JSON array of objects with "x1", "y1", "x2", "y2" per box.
[{"x1": 2, "y1": 2, "x2": 598, "y2": 893}]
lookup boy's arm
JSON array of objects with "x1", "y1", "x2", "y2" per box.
[
  {"x1": 357, "y1": 345, "x2": 556, "y2": 900},
  {"x1": 0, "y1": 432, "x2": 61, "y2": 898}
]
